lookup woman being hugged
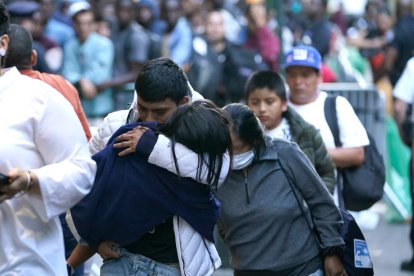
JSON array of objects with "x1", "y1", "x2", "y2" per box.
[
  {"x1": 67, "y1": 100, "x2": 231, "y2": 276},
  {"x1": 218, "y1": 103, "x2": 347, "y2": 276}
]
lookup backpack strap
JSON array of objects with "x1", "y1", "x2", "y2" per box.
[
  {"x1": 324, "y1": 95, "x2": 346, "y2": 208},
  {"x1": 324, "y1": 95, "x2": 342, "y2": 147}
]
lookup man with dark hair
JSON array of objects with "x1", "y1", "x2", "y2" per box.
[
  {"x1": 383, "y1": 0, "x2": 414, "y2": 86},
  {"x1": 5, "y1": 23, "x2": 91, "y2": 140},
  {"x1": 284, "y1": 45, "x2": 369, "y2": 206},
  {"x1": 300, "y1": 0, "x2": 332, "y2": 58},
  {"x1": 61, "y1": 1, "x2": 114, "y2": 120},
  {"x1": 74, "y1": 57, "x2": 222, "y2": 275},
  {"x1": 89, "y1": 57, "x2": 202, "y2": 154}
]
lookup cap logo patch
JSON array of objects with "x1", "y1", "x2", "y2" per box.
[{"x1": 293, "y1": 49, "x2": 308, "y2": 61}]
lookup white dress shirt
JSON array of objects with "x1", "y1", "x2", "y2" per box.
[{"x1": 0, "y1": 67, "x2": 96, "y2": 275}]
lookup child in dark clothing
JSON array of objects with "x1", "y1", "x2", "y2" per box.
[{"x1": 245, "y1": 70, "x2": 336, "y2": 193}]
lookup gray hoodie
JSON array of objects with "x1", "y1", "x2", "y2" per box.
[{"x1": 216, "y1": 137, "x2": 344, "y2": 272}]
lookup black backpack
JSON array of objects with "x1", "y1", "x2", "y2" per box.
[{"x1": 324, "y1": 96, "x2": 385, "y2": 211}]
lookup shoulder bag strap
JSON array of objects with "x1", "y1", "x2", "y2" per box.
[
  {"x1": 324, "y1": 95, "x2": 342, "y2": 147},
  {"x1": 275, "y1": 144, "x2": 321, "y2": 248}
]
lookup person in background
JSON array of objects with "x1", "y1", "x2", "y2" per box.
[
  {"x1": 284, "y1": 45, "x2": 369, "y2": 206},
  {"x1": 347, "y1": 3, "x2": 392, "y2": 83},
  {"x1": 217, "y1": 103, "x2": 346, "y2": 275},
  {"x1": 245, "y1": 70, "x2": 336, "y2": 193},
  {"x1": 202, "y1": 0, "x2": 243, "y2": 44},
  {"x1": 242, "y1": 0, "x2": 280, "y2": 72},
  {"x1": 0, "y1": 3, "x2": 96, "y2": 274},
  {"x1": 383, "y1": 0, "x2": 414, "y2": 86},
  {"x1": 7, "y1": 0, "x2": 59, "y2": 73},
  {"x1": 300, "y1": 0, "x2": 332, "y2": 58},
  {"x1": 392, "y1": 56, "x2": 414, "y2": 272},
  {"x1": 187, "y1": 9, "x2": 267, "y2": 106},
  {"x1": 135, "y1": 0, "x2": 166, "y2": 37},
  {"x1": 62, "y1": 1, "x2": 114, "y2": 121},
  {"x1": 97, "y1": 0, "x2": 150, "y2": 111},
  {"x1": 159, "y1": 0, "x2": 193, "y2": 70},
  {"x1": 40, "y1": 0, "x2": 75, "y2": 48}
]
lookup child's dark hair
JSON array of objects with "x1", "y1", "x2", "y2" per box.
[
  {"x1": 244, "y1": 70, "x2": 287, "y2": 102},
  {"x1": 158, "y1": 99, "x2": 231, "y2": 189},
  {"x1": 223, "y1": 103, "x2": 265, "y2": 158}
]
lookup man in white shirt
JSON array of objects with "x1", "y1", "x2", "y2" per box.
[
  {"x1": 0, "y1": 68, "x2": 96, "y2": 275},
  {"x1": 284, "y1": 45, "x2": 369, "y2": 204},
  {"x1": 393, "y1": 56, "x2": 414, "y2": 272}
]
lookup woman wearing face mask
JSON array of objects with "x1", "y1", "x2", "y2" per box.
[{"x1": 218, "y1": 103, "x2": 347, "y2": 276}]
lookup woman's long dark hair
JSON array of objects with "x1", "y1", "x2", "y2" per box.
[
  {"x1": 158, "y1": 100, "x2": 232, "y2": 189},
  {"x1": 223, "y1": 103, "x2": 265, "y2": 158}
]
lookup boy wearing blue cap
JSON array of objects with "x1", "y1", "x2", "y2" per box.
[{"x1": 284, "y1": 45, "x2": 370, "y2": 206}]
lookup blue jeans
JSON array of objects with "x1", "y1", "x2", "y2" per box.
[
  {"x1": 100, "y1": 247, "x2": 180, "y2": 276},
  {"x1": 308, "y1": 269, "x2": 324, "y2": 276}
]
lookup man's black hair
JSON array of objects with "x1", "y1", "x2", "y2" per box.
[
  {"x1": 5, "y1": 24, "x2": 32, "y2": 69},
  {"x1": 135, "y1": 57, "x2": 190, "y2": 104}
]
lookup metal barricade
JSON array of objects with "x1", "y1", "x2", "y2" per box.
[{"x1": 320, "y1": 82, "x2": 386, "y2": 156}]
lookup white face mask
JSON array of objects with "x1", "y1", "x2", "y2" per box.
[{"x1": 231, "y1": 150, "x2": 255, "y2": 170}]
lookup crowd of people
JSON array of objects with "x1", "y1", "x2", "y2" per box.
[
  {"x1": 2, "y1": 0, "x2": 413, "y2": 114},
  {"x1": 1, "y1": 0, "x2": 414, "y2": 275}
]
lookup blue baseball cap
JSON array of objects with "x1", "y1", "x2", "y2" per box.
[
  {"x1": 283, "y1": 45, "x2": 322, "y2": 71},
  {"x1": 7, "y1": 1, "x2": 40, "y2": 17}
]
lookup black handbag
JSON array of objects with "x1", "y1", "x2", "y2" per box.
[{"x1": 324, "y1": 96, "x2": 385, "y2": 211}]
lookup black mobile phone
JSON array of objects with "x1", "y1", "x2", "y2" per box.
[{"x1": 0, "y1": 173, "x2": 10, "y2": 185}]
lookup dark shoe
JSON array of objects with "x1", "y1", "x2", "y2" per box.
[{"x1": 401, "y1": 260, "x2": 414, "y2": 272}]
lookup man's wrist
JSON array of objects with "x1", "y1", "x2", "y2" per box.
[{"x1": 321, "y1": 245, "x2": 345, "y2": 258}]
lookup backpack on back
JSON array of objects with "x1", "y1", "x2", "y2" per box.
[{"x1": 324, "y1": 96, "x2": 385, "y2": 211}]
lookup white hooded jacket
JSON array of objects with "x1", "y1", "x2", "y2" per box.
[{"x1": 87, "y1": 86, "x2": 223, "y2": 276}]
